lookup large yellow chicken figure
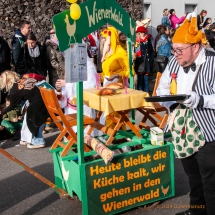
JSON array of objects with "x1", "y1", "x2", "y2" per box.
[
  {"x1": 101, "y1": 26, "x2": 134, "y2": 85},
  {"x1": 100, "y1": 26, "x2": 134, "y2": 129}
]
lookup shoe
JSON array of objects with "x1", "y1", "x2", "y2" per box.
[
  {"x1": 175, "y1": 210, "x2": 194, "y2": 215},
  {"x1": 0, "y1": 140, "x2": 7, "y2": 147},
  {"x1": 44, "y1": 126, "x2": 54, "y2": 133},
  {"x1": 20, "y1": 140, "x2": 29, "y2": 145},
  {"x1": 12, "y1": 132, "x2": 21, "y2": 141},
  {"x1": 27, "y1": 143, "x2": 45, "y2": 149}
]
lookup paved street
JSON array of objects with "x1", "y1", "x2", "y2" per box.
[{"x1": 0, "y1": 111, "x2": 191, "y2": 215}]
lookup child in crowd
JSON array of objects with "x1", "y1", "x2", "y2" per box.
[
  {"x1": 1, "y1": 96, "x2": 23, "y2": 141},
  {"x1": 134, "y1": 26, "x2": 154, "y2": 92}
]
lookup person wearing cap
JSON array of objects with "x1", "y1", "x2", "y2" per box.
[
  {"x1": 134, "y1": 26, "x2": 154, "y2": 92},
  {"x1": 197, "y1": 10, "x2": 207, "y2": 30},
  {"x1": 157, "y1": 12, "x2": 215, "y2": 215},
  {"x1": 169, "y1": 9, "x2": 186, "y2": 29},
  {"x1": 45, "y1": 29, "x2": 65, "y2": 87},
  {"x1": 87, "y1": 31, "x2": 100, "y2": 65}
]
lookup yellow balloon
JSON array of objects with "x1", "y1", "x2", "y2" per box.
[
  {"x1": 67, "y1": 0, "x2": 77, "y2": 3},
  {"x1": 70, "y1": 3, "x2": 81, "y2": 20}
]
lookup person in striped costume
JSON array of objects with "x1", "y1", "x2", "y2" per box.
[{"x1": 157, "y1": 12, "x2": 215, "y2": 215}]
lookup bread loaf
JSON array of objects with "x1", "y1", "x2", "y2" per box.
[
  {"x1": 84, "y1": 134, "x2": 114, "y2": 165},
  {"x1": 98, "y1": 88, "x2": 116, "y2": 95},
  {"x1": 106, "y1": 82, "x2": 123, "y2": 89}
]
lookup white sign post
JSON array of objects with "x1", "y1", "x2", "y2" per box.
[{"x1": 65, "y1": 43, "x2": 88, "y2": 83}]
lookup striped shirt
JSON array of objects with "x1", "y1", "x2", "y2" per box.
[{"x1": 157, "y1": 48, "x2": 215, "y2": 142}]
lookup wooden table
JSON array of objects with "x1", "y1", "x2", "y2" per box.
[{"x1": 83, "y1": 88, "x2": 153, "y2": 145}]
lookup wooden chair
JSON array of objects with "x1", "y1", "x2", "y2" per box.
[
  {"x1": 40, "y1": 87, "x2": 94, "y2": 157},
  {"x1": 136, "y1": 72, "x2": 169, "y2": 130}
]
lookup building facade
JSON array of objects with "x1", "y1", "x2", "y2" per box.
[{"x1": 142, "y1": 0, "x2": 215, "y2": 46}]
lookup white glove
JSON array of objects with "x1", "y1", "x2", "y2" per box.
[{"x1": 183, "y1": 91, "x2": 200, "y2": 109}]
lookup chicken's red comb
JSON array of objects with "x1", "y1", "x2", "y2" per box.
[{"x1": 171, "y1": 73, "x2": 177, "y2": 79}]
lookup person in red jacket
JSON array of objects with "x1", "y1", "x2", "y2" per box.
[
  {"x1": 134, "y1": 26, "x2": 154, "y2": 92},
  {"x1": 87, "y1": 31, "x2": 100, "y2": 65}
]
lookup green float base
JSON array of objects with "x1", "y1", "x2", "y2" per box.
[{"x1": 50, "y1": 130, "x2": 174, "y2": 215}]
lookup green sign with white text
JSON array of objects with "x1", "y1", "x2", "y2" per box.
[
  {"x1": 53, "y1": 0, "x2": 136, "y2": 52},
  {"x1": 85, "y1": 145, "x2": 174, "y2": 215}
]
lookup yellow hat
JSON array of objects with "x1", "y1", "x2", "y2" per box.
[{"x1": 172, "y1": 12, "x2": 207, "y2": 44}]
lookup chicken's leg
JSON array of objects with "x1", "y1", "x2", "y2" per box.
[
  {"x1": 68, "y1": 36, "x2": 71, "y2": 46},
  {"x1": 73, "y1": 35, "x2": 76, "y2": 43}
]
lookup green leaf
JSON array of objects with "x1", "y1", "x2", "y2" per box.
[
  {"x1": 181, "y1": 134, "x2": 186, "y2": 140},
  {"x1": 187, "y1": 148, "x2": 194, "y2": 155},
  {"x1": 184, "y1": 141, "x2": 188, "y2": 147},
  {"x1": 189, "y1": 120, "x2": 195, "y2": 128},
  {"x1": 181, "y1": 104, "x2": 186, "y2": 109},
  {"x1": 198, "y1": 134, "x2": 205, "y2": 141},
  {"x1": 193, "y1": 140, "x2": 200, "y2": 147},
  {"x1": 175, "y1": 130, "x2": 181, "y2": 135},
  {"x1": 176, "y1": 145, "x2": 182, "y2": 151},
  {"x1": 179, "y1": 153, "x2": 187, "y2": 157},
  {"x1": 177, "y1": 117, "x2": 184, "y2": 126},
  {"x1": 176, "y1": 137, "x2": 180, "y2": 144},
  {"x1": 194, "y1": 126, "x2": 200, "y2": 134},
  {"x1": 187, "y1": 110, "x2": 192, "y2": 118},
  {"x1": 187, "y1": 134, "x2": 194, "y2": 142},
  {"x1": 176, "y1": 111, "x2": 180, "y2": 117}
]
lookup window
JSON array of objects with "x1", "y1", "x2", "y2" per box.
[
  {"x1": 144, "y1": 3, "x2": 151, "y2": 20},
  {"x1": 185, "y1": 4, "x2": 197, "y2": 13}
]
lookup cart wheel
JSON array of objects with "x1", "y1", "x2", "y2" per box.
[{"x1": 138, "y1": 201, "x2": 160, "y2": 211}]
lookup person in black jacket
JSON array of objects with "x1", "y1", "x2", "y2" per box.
[
  {"x1": 15, "y1": 33, "x2": 46, "y2": 76},
  {"x1": 205, "y1": 24, "x2": 215, "y2": 50},
  {"x1": 11, "y1": 20, "x2": 31, "y2": 66},
  {"x1": 134, "y1": 26, "x2": 154, "y2": 92},
  {"x1": 0, "y1": 71, "x2": 49, "y2": 149},
  {"x1": 0, "y1": 34, "x2": 11, "y2": 74},
  {"x1": 197, "y1": 10, "x2": 207, "y2": 30},
  {"x1": 0, "y1": 32, "x2": 11, "y2": 104},
  {"x1": 203, "y1": 17, "x2": 212, "y2": 28}
]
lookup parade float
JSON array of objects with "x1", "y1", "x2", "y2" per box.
[
  {"x1": 49, "y1": 0, "x2": 175, "y2": 214},
  {"x1": 0, "y1": 0, "x2": 175, "y2": 214}
]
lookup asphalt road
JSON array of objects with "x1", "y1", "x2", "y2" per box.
[{"x1": 0, "y1": 120, "x2": 191, "y2": 215}]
